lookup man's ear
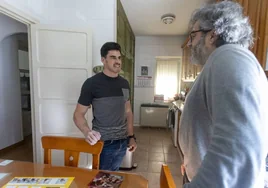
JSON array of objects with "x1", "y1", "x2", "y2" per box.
[
  {"x1": 101, "y1": 57, "x2": 105, "y2": 64},
  {"x1": 209, "y1": 30, "x2": 218, "y2": 44}
]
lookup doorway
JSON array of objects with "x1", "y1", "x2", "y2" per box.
[
  {"x1": 0, "y1": 3, "x2": 93, "y2": 164},
  {"x1": 0, "y1": 13, "x2": 33, "y2": 162}
]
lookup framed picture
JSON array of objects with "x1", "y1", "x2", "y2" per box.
[{"x1": 141, "y1": 66, "x2": 148, "y2": 76}]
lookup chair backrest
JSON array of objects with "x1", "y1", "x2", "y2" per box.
[
  {"x1": 160, "y1": 164, "x2": 176, "y2": 188},
  {"x1": 41, "y1": 136, "x2": 103, "y2": 169}
]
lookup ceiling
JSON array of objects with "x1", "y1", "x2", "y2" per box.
[{"x1": 120, "y1": 0, "x2": 210, "y2": 36}]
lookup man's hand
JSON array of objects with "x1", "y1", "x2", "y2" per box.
[
  {"x1": 128, "y1": 138, "x2": 137, "y2": 152},
  {"x1": 84, "y1": 130, "x2": 101, "y2": 145}
]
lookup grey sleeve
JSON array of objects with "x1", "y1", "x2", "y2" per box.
[
  {"x1": 184, "y1": 50, "x2": 268, "y2": 187},
  {"x1": 122, "y1": 80, "x2": 130, "y2": 101}
]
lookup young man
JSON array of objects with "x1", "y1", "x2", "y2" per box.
[
  {"x1": 180, "y1": 1, "x2": 268, "y2": 188},
  {"x1": 73, "y1": 42, "x2": 137, "y2": 171}
]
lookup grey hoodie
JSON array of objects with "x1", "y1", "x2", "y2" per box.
[{"x1": 180, "y1": 44, "x2": 268, "y2": 188}]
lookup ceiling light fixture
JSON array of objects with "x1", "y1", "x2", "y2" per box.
[{"x1": 161, "y1": 13, "x2": 176, "y2": 24}]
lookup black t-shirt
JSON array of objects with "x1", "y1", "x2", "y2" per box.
[{"x1": 78, "y1": 72, "x2": 130, "y2": 141}]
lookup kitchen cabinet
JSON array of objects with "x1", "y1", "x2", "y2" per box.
[
  {"x1": 117, "y1": 0, "x2": 126, "y2": 55},
  {"x1": 217, "y1": 0, "x2": 268, "y2": 73},
  {"x1": 253, "y1": 0, "x2": 268, "y2": 74},
  {"x1": 181, "y1": 39, "x2": 203, "y2": 93},
  {"x1": 233, "y1": 0, "x2": 268, "y2": 72},
  {"x1": 181, "y1": 41, "x2": 202, "y2": 82},
  {"x1": 117, "y1": 0, "x2": 135, "y2": 59},
  {"x1": 117, "y1": 0, "x2": 135, "y2": 109}
]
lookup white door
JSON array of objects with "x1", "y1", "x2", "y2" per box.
[{"x1": 30, "y1": 24, "x2": 93, "y2": 166}]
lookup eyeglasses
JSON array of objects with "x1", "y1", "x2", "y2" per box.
[{"x1": 189, "y1": 29, "x2": 212, "y2": 43}]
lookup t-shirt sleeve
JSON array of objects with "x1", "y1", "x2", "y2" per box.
[
  {"x1": 78, "y1": 79, "x2": 93, "y2": 106},
  {"x1": 126, "y1": 80, "x2": 130, "y2": 90},
  {"x1": 122, "y1": 79, "x2": 131, "y2": 101},
  {"x1": 126, "y1": 80, "x2": 131, "y2": 101}
]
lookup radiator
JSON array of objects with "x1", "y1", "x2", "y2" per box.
[{"x1": 140, "y1": 103, "x2": 169, "y2": 127}]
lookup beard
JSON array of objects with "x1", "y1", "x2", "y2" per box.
[{"x1": 190, "y1": 36, "x2": 210, "y2": 66}]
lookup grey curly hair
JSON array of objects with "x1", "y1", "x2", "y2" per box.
[{"x1": 189, "y1": 0, "x2": 254, "y2": 48}]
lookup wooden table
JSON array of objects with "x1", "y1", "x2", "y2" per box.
[{"x1": 0, "y1": 159, "x2": 148, "y2": 188}]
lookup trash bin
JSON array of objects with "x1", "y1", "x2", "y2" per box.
[{"x1": 119, "y1": 148, "x2": 137, "y2": 170}]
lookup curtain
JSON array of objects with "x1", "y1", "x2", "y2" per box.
[{"x1": 155, "y1": 59, "x2": 180, "y2": 100}]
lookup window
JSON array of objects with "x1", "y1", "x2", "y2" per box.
[{"x1": 155, "y1": 58, "x2": 181, "y2": 101}]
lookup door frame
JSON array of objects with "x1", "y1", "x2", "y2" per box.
[{"x1": 0, "y1": 1, "x2": 39, "y2": 162}]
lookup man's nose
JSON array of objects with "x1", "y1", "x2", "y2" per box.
[
  {"x1": 115, "y1": 59, "x2": 120, "y2": 64},
  {"x1": 187, "y1": 39, "x2": 192, "y2": 47}
]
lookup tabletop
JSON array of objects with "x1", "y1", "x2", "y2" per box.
[{"x1": 0, "y1": 159, "x2": 148, "y2": 188}]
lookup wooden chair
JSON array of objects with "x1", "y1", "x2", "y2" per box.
[
  {"x1": 41, "y1": 136, "x2": 103, "y2": 169},
  {"x1": 160, "y1": 164, "x2": 176, "y2": 188}
]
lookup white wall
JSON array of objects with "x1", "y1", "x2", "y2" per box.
[
  {"x1": 2, "y1": 0, "x2": 117, "y2": 67},
  {"x1": 0, "y1": 36, "x2": 23, "y2": 149},
  {"x1": 0, "y1": 0, "x2": 45, "y2": 21},
  {"x1": 0, "y1": 0, "x2": 116, "y2": 166},
  {"x1": 0, "y1": 13, "x2": 27, "y2": 41},
  {"x1": 0, "y1": 13, "x2": 27, "y2": 150},
  {"x1": 42, "y1": 0, "x2": 117, "y2": 67},
  {"x1": 134, "y1": 36, "x2": 187, "y2": 124}
]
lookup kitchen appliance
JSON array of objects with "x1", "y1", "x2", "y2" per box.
[
  {"x1": 140, "y1": 103, "x2": 169, "y2": 128},
  {"x1": 170, "y1": 104, "x2": 180, "y2": 147},
  {"x1": 119, "y1": 148, "x2": 137, "y2": 170},
  {"x1": 169, "y1": 100, "x2": 184, "y2": 147},
  {"x1": 167, "y1": 107, "x2": 175, "y2": 129}
]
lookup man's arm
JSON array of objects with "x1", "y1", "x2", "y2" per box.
[
  {"x1": 125, "y1": 100, "x2": 137, "y2": 152},
  {"x1": 125, "y1": 101, "x2": 134, "y2": 136},
  {"x1": 74, "y1": 79, "x2": 101, "y2": 145},
  {"x1": 73, "y1": 103, "x2": 101, "y2": 145},
  {"x1": 73, "y1": 104, "x2": 91, "y2": 136}
]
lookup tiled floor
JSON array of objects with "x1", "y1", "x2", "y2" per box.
[
  {"x1": 121, "y1": 126, "x2": 183, "y2": 188},
  {"x1": 0, "y1": 128, "x2": 183, "y2": 187}
]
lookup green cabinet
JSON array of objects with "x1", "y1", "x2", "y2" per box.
[
  {"x1": 117, "y1": 0, "x2": 135, "y2": 110},
  {"x1": 117, "y1": 7, "x2": 126, "y2": 55}
]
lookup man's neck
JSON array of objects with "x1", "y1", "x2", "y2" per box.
[
  {"x1": 103, "y1": 69, "x2": 118, "y2": 78},
  {"x1": 208, "y1": 45, "x2": 217, "y2": 56}
]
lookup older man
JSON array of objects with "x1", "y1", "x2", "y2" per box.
[{"x1": 179, "y1": 1, "x2": 268, "y2": 188}]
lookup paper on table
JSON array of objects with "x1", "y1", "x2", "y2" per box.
[
  {"x1": 2, "y1": 177, "x2": 74, "y2": 188},
  {"x1": 0, "y1": 160, "x2": 13, "y2": 166},
  {"x1": 0, "y1": 173, "x2": 9, "y2": 179}
]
